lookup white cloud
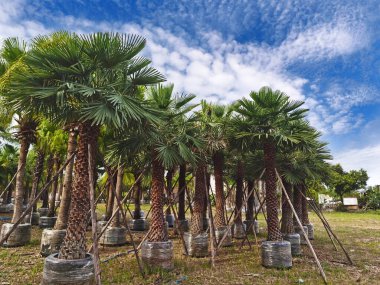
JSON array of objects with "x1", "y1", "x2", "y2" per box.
[
  {"x1": 334, "y1": 144, "x2": 380, "y2": 185},
  {"x1": 0, "y1": 0, "x2": 49, "y2": 42}
]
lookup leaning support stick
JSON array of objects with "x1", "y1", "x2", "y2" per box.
[
  {"x1": 88, "y1": 145, "x2": 102, "y2": 285},
  {"x1": 306, "y1": 195, "x2": 353, "y2": 265},
  {"x1": 275, "y1": 169, "x2": 327, "y2": 285},
  {"x1": 101, "y1": 163, "x2": 145, "y2": 278},
  {"x1": 0, "y1": 153, "x2": 76, "y2": 246}
]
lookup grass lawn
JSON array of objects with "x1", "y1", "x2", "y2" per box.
[{"x1": 1, "y1": 207, "x2": 379, "y2": 284}]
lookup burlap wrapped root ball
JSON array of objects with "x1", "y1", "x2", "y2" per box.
[
  {"x1": 261, "y1": 240, "x2": 292, "y2": 269},
  {"x1": 141, "y1": 240, "x2": 174, "y2": 270},
  {"x1": 183, "y1": 232, "x2": 209, "y2": 257},
  {"x1": 0, "y1": 223, "x2": 31, "y2": 247},
  {"x1": 41, "y1": 253, "x2": 95, "y2": 285}
]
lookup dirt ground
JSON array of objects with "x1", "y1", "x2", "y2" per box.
[{"x1": 0, "y1": 209, "x2": 379, "y2": 285}]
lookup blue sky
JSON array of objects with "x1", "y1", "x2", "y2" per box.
[{"x1": 1, "y1": 0, "x2": 379, "y2": 184}]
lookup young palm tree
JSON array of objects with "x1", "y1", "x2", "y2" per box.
[
  {"x1": 3, "y1": 32, "x2": 165, "y2": 259},
  {"x1": 235, "y1": 87, "x2": 308, "y2": 241}
]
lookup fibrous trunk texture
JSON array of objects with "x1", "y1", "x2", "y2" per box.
[
  {"x1": 11, "y1": 138, "x2": 30, "y2": 223},
  {"x1": 263, "y1": 141, "x2": 282, "y2": 241},
  {"x1": 235, "y1": 160, "x2": 244, "y2": 223},
  {"x1": 54, "y1": 129, "x2": 77, "y2": 230},
  {"x1": 190, "y1": 161, "x2": 206, "y2": 236},
  {"x1": 301, "y1": 184, "x2": 310, "y2": 225},
  {"x1": 31, "y1": 150, "x2": 45, "y2": 212},
  {"x1": 148, "y1": 151, "x2": 168, "y2": 242},
  {"x1": 165, "y1": 168, "x2": 174, "y2": 215},
  {"x1": 178, "y1": 164, "x2": 186, "y2": 220},
  {"x1": 133, "y1": 170, "x2": 143, "y2": 219},
  {"x1": 58, "y1": 123, "x2": 99, "y2": 260},
  {"x1": 281, "y1": 179, "x2": 294, "y2": 234},
  {"x1": 293, "y1": 185, "x2": 303, "y2": 226},
  {"x1": 47, "y1": 155, "x2": 61, "y2": 217},
  {"x1": 213, "y1": 151, "x2": 226, "y2": 228},
  {"x1": 246, "y1": 179, "x2": 254, "y2": 221},
  {"x1": 110, "y1": 166, "x2": 124, "y2": 227}
]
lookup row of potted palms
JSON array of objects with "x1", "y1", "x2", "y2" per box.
[{"x1": 0, "y1": 31, "x2": 330, "y2": 284}]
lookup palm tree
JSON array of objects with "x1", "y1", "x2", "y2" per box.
[
  {"x1": 196, "y1": 102, "x2": 231, "y2": 230},
  {"x1": 235, "y1": 87, "x2": 308, "y2": 241},
  {"x1": 3, "y1": 32, "x2": 165, "y2": 259},
  {"x1": 0, "y1": 38, "x2": 39, "y2": 225}
]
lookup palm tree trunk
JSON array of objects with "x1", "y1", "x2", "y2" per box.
[
  {"x1": 59, "y1": 123, "x2": 99, "y2": 260},
  {"x1": 56, "y1": 174, "x2": 64, "y2": 201},
  {"x1": 213, "y1": 151, "x2": 226, "y2": 228},
  {"x1": 11, "y1": 138, "x2": 30, "y2": 223},
  {"x1": 47, "y1": 155, "x2": 61, "y2": 217},
  {"x1": 263, "y1": 141, "x2": 282, "y2": 241},
  {"x1": 105, "y1": 170, "x2": 116, "y2": 221},
  {"x1": 54, "y1": 129, "x2": 77, "y2": 230},
  {"x1": 133, "y1": 170, "x2": 143, "y2": 219},
  {"x1": 42, "y1": 154, "x2": 54, "y2": 208},
  {"x1": 148, "y1": 151, "x2": 167, "y2": 242},
  {"x1": 110, "y1": 166, "x2": 123, "y2": 228},
  {"x1": 235, "y1": 160, "x2": 244, "y2": 223},
  {"x1": 178, "y1": 164, "x2": 186, "y2": 220},
  {"x1": 190, "y1": 161, "x2": 206, "y2": 236},
  {"x1": 245, "y1": 179, "x2": 254, "y2": 221},
  {"x1": 165, "y1": 169, "x2": 174, "y2": 215},
  {"x1": 301, "y1": 184, "x2": 310, "y2": 225},
  {"x1": 293, "y1": 185, "x2": 303, "y2": 226},
  {"x1": 281, "y1": 179, "x2": 294, "y2": 234}
]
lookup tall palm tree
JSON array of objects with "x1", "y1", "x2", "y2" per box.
[
  {"x1": 235, "y1": 87, "x2": 308, "y2": 241},
  {"x1": 0, "y1": 38, "x2": 39, "y2": 225},
  {"x1": 3, "y1": 32, "x2": 165, "y2": 259},
  {"x1": 196, "y1": 102, "x2": 231, "y2": 230}
]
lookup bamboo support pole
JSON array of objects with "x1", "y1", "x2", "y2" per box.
[
  {"x1": 88, "y1": 145, "x2": 102, "y2": 285},
  {"x1": 276, "y1": 169, "x2": 327, "y2": 284}
]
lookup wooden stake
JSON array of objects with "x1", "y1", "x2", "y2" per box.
[
  {"x1": 275, "y1": 169, "x2": 327, "y2": 284},
  {"x1": 88, "y1": 145, "x2": 101, "y2": 285}
]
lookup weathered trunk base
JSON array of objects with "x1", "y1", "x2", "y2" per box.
[
  {"x1": 284, "y1": 233, "x2": 302, "y2": 256},
  {"x1": 295, "y1": 226, "x2": 309, "y2": 245},
  {"x1": 141, "y1": 240, "x2": 174, "y2": 270},
  {"x1": 41, "y1": 253, "x2": 95, "y2": 285},
  {"x1": 99, "y1": 227, "x2": 127, "y2": 246},
  {"x1": 39, "y1": 216, "x2": 57, "y2": 229},
  {"x1": 203, "y1": 218, "x2": 209, "y2": 231},
  {"x1": 174, "y1": 219, "x2": 189, "y2": 234},
  {"x1": 261, "y1": 240, "x2": 292, "y2": 269},
  {"x1": 305, "y1": 223, "x2": 314, "y2": 240},
  {"x1": 132, "y1": 210, "x2": 145, "y2": 218},
  {"x1": 165, "y1": 214, "x2": 175, "y2": 228},
  {"x1": 38, "y1": 208, "x2": 49, "y2": 217},
  {"x1": 0, "y1": 223, "x2": 31, "y2": 247},
  {"x1": 233, "y1": 222, "x2": 245, "y2": 239},
  {"x1": 40, "y1": 229, "x2": 67, "y2": 257},
  {"x1": 129, "y1": 219, "x2": 149, "y2": 231},
  {"x1": 215, "y1": 226, "x2": 233, "y2": 247},
  {"x1": 183, "y1": 232, "x2": 208, "y2": 257},
  {"x1": 243, "y1": 220, "x2": 259, "y2": 234},
  {"x1": 0, "y1": 204, "x2": 13, "y2": 213}
]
